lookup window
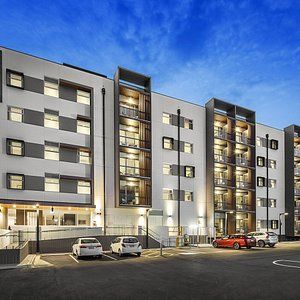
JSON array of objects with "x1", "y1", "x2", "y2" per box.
[
  {"x1": 77, "y1": 119, "x2": 90, "y2": 135},
  {"x1": 44, "y1": 79, "x2": 59, "y2": 97},
  {"x1": 185, "y1": 191, "x2": 193, "y2": 201},
  {"x1": 44, "y1": 111, "x2": 59, "y2": 129},
  {"x1": 184, "y1": 118, "x2": 193, "y2": 130},
  {"x1": 78, "y1": 181, "x2": 91, "y2": 194},
  {"x1": 163, "y1": 164, "x2": 171, "y2": 175},
  {"x1": 7, "y1": 71, "x2": 24, "y2": 88},
  {"x1": 45, "y1": 176, "x2": 59, "y2": 192},
  {"x1": 162, "y1": 113, "x2": 171, "y2": 124},
  {"x1": 269, "y1": 159, "x2": 276, "y2": 169},
  {"x1": 269, "y1": 179, "x2": 276, "y2": 188},
  {"x1": 184, "y1": 142, "x2": 193, "y2": 153},
  {"x1": 257, "y1": 198, "x2": 276, "y2": 207},
  {"x1": 163, "y1": 137, "x2": 173, "y2": 150},
  {"x1": 7, "y1": 139, "x2": 24, "y2": 156},
  {"x1": 185, "y1": 166, "x2": 195, "y2": 178},
  {"x1": 8, "y1": 107, "x2": 23, "y2": 122},
  {"x1": 257, "y1": 177, "x2": 266, "y2": 187},
  {"x1": 271, "y1": 220, "x2": 278, "y2": 230},
  {"x1": 79, "y1": 150, "x2": 91, "y2": 164},
  {"x1": 7, "y1": 174, "x2": 24, "y2": 190},
  {"x1": 257, "y1": 156, "x2": 265, "y2": 167},
  {"x1": 163, "y1": 189, "x2": 173, "y2": 200},
  {"x1": 256, "y1": 137, "x2": 263, "y2": 147},
  {"x1": 270, "y1": 199, "x2": 276, "y2": 208},
  {"x1": 270, "y1": 139, "x2": 278, "y2": 150},
  {"x1": 44, "y1": 142, "x2": 59, "y2": 160},
  {"x1": 77, "y1": 89, "x2": 91, "y2": 105}
]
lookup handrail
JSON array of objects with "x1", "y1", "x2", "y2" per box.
[{"x1": 119, "y1": 105, "x2": 150, "y2": 121}]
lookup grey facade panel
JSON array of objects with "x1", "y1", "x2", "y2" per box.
[
  {"x1": 173, "y1": 189, "x2": 185, "y2": 201},
  {"x1": 59, "y1": 116, "x2": 77, "y2": 132},
  {"x1": 24, "y1": 76, "x2": 44, "y2": 94},
  {"x1": 0, "y1": 50, "x2": 2, "y2": 102},
  {"x1": 60, "y1": 147, "x2": 78, "y2": 163},
  {"x1": 59, "y1": 84, "x2": 77, "y2": 102},
  {"x1": 60, "y1": 178, "x2": 77, "y2": 193},
  {"x1": 24, "y1": 109, "x2": 44, "y2": 126},
  {"x1": 179, "y1": 141, "x2": 185, "y2": 152},
  {"x1": 25, "y1": 175, "x2": 44, "y2": 191},
  {"x1": 25, "y1": 142, "x2": 44, "y2": 159}
]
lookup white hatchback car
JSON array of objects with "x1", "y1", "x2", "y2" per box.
[
  {"x1": 72, "y1": 238, "x2": 103, "y2": 258},
  {"x1": 110, "y1": 236, "x2": 142, "y2": 257},
  {"x1": 247, "y1": 231, "x2": 278, "y2": 248}
]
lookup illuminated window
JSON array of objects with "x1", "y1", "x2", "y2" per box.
[
  {"x1": 7, "y1": 139, "x2": 24, "y2": 156},
  {"x1": 269, "y1": 179, "x2": 276, "y2": 188},
  {"x1": 185, "y1": 191, "x2": 193, "y2": 202},
  {"x1": 163, "y1": 164, "x2": 171, "y2": 175},
  {"x1": 7, "y1": 174, "x2": 24, "y2": 190},
  {"x1": 269, "y1": 159, "x2": 276, "y2": 169},
  {"x1": 270, "y1": 139, "x2": 278, "y2": 150},
  {"x1": 8, "y1": 107, "x2": 23, "y2": 122},
  {"x1": 45, "y1": 176, "x2": 59, "y2": 192},
  {"x1": 256, "y1": 137, "x2": 262, "y2": 147},
  {"x1": 185, "y1": 166, "x2": 195, "y2": 178},
  {"x1": 7, "y1": 71, "x2": 23, "y2": 88},
  {"x1": 184, "y1": 142, "x2": 193, "y2": 153},
  {"x1": 257, "y1": 156, "x2": 265, "y2": 167},
  {"x1": 79, "y1": 150, "x2": 91, "y2": 164},
  {"x1": 44, "y1": 142, "x2": 59, "y2": 160},
  {"x1": 184, "y1": 118, "x2": 193, "y2": 130},
  {"x1": 44, "y1": 112, "x2": 59, "y2": 129},
  {"x1": 257, "y1": 177, "x2": 266, "y2": 187},
  {"x1": 77, "y1": 90, "x2": 91, "y2": 105},
  {"x1": 271, "y1": 220, "x2": 278, "y2": 229},
  {"x1": 78, "y1": 181, "x2": 91, "y2": 194},
  {"x1": 163, "y1": 189, "x2": 173, "y2": 200},
  {"x1": 162, "y1": 113, "x2": 171, "y2": 124},
  {"x1": 77, "y1": 119, "x2": 90, "y2": 135},
  {"x1": 44, "y1": 79, "x2": 59, "y2": 97},
  {"x1": 163, "y1": 137, "x2": 173, "y2": 150}
]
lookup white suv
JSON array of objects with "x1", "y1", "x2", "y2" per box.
[
  {"x1": 247, "y1": 231, "x2": 278, "y2": 248},
  {"x1": 110, "y1": 236, "x2": 142, "y2": 257}
]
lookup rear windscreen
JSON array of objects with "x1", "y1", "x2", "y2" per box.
[
  {"x1": 81, "y1": 239, "x2": 99, "y2": 244},
  {"x1": 267, "y1": 232, "x2": 277, "y2": 236},
  {"x1": 123, "y1": 238, "x2": 138, "y2": 243}
]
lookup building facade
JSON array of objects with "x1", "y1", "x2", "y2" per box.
[{"x1": 0, "y1": 47, "x2": 297, "y2": 237}]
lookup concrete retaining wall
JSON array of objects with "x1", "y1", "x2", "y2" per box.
[{"x1": 0, "y1": 241, "x2": 29, "y2": 265}]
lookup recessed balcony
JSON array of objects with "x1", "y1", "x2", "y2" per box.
[
  {"x1": 120, "y1": 165, "x2": 150, "y2": 178},
  {"x1": 294, "y1": 149, "x2": 300, "y2": 157},
  {"x1": 214, "y1": 153, "x2": 231, "y2": 163},
  {"x1": 235, "y1": 156, "x2": 250, "y2": 167},
  {"x1": 295, "y1": 188, "x2": 300, "y2": 195},
  {"x1": 236, "y1": 181, "x2": 251, "y2": 189},
  {"x1": 214, "y1": 177, "x2": 231, "y2": 187},
  {"x1": 295, "y1": 168, "x2": 300, "y2": 177},
  {"x1": 214, "y1": 201, "x2": 234, "y2": 211}
]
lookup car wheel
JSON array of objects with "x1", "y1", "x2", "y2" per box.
[
  {"x1": 246, "y1": 246, "x2": 251, "y2": 249},
  {"x1": 98, "y1": 255, "x2": 103, "y2": 259},
  {"x1": 258, "y1": 240, "x2": 265, "y2": 248},
  {"x1": 118, "y1": 249, "x2": 122, "y2": 257},
  {"x1": 137, "y1": 252, "x2": 141, "y2": 257},
  {"x1": 233, "y1": 242, "x2": 240, "y2": 250},
  {"x1": 212, "y1": 241, "x2": 218, "y2": 248},
  {"x1": 269, "y1": 243, "x2": 275, "y2": 248},
  {"x1": 110, "y1": 247, "x2": 114, "y2": 254},
  {"x1": 76, "y1": 251, "x2": 81, "y2": 259}
]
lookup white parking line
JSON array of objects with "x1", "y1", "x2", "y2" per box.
[
  {"x1": 273, "y1": 260, "x2": 300, "y2": 269},
  {"x1": 102, "y1": 253, "x2": 118, "y2": 261},
  {"x1": 69, "y1": 254, "x2": 79, "y2": 264}
]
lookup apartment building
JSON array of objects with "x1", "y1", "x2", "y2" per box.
[{"x1": 0, "y1": 46, "x2": 297, "y2": 238}]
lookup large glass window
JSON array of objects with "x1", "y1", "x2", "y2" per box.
[
  {"x1": 77, "y1": 89, "x2": 91, "y2": 105},
  {"x1": 120, "y1": 152, "x2": 139, "y2": 176},
  {"x1": 257, "y1": 156, "x2": 265, "y2": 167},
  {"x1": 270, "y1": 139, "x2": 278, "y2": 150},
  {"x1": 269, "y1": 179, "x2": 276, "y2": 188},
  {"x1": 77, "y1": 119, "x2": 90, "y2": 135},
  {"x1": 45, "y1": 177, "x2": 59, "y2": 192},
  {"x1": 7, "y1": 174, "x2": 24, "y2": 190},
  {"x1": 163, "y1": 137, "x2": 173, "y2": 150},
  {"x1": 162, "y1": 113, "x2": 171, "y2": 124},
  {"x1": 184, "y1": 118, "x2": 193, "y2": 130},
  {"x1": 120, "y1": 180, "x2": 140, "y2": 205},
  {"x1": 79, "y1": 150, "x2": 91, "y2": 164},
  {"x1": 7, "y1": 71, "x2": 24, "y2": 88},
  {"x1": 163, "y1": 164, "x2": 171, "y2": 175},
  {"x1": 44, "y1": 142, "x2": 59, "y2": 160},
  {"x1": 184, "y1": 142, "x2": 193, "y2": 153},
  {"x1": 44, "y1": 79, "x2": 59, "y2": 97},
  {"x1": 163, "y1": 189, "x2": 173, "y2": 200},
  {"x1": 257, "y1": 177, "x2": 266, "y2": 187},
  {"x1": 77, "y1": 181, "x2": 91, "y2": 194},
  {"x1": 269, "y1": 160, "x2": 276, "y2": 169},
  {"x1": 44, "y1": 112, "x2": 59, "y2": 129},
  {"x1": 8, "y1": 107, "x2": 23, "y2": 122},
  {"x1": 7, "y1": 139, "x2": 24, "y2": 156},
  {"x1": 185, "y1": 166, "x2": 194, "y2": 178},
  {"x1": 184, "y1": 191, "x2": 193, "y2": 202}
]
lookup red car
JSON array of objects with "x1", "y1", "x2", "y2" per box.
[{"x1": 212, "y1": 234, "x2": 256, "y2": 250}]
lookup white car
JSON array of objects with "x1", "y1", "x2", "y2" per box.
[
  {"x1": 72, "y1": 238, "x2": 103, "y2": 258},
  {"x1": 110, "y1": 236, "x2": 142, "y2": 257},
  {"x1": 247, "y1": 231, "x2": 278, "y2": 248}
]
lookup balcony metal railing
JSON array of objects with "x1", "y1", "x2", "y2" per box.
[
  {"x1": 236, "y1": 181, "x2": 251, "y2": 189},
  {"x1": 235, "y1": 134, "x2": 252, "y2": 145},
  {"x1": 120, "y1": 106, "x2": 150, "y2": 121},
  {"x1": 295, "y1": 168, "x2": 300, "y2": 176},
  {"x1": 214, "y1": 201, "x2": 234, "y2": 210},
  {"x1": 214, "y1": 177, "x2": 231, "y2": 186},
  {"x1": 119, "y1": 135, "x2": 151, "y2": 149},
  {"x1": 120, "y1": 165, "x2": 151, "y2": 178},
  {"x1": 294, "y1": 149, "x2": 300, "y2": 157},
  {"x1": 236, "y1": 203, "x2": 255, "y2": 211},
  {"x1": 214, "y1": 128, "x2": 233, "y2": 140},
  {"x1": 236, "y1": 157, "x2": 250, "y2": 167},
  {"x1": 214, "y1": 154, "x2": 230, "y2": 163},
  {"x1": 120, "y1": 194, "x2": 149, "y2": 206},
  {"x1": 295, "y1": 188, "x2": 300, "y2": 196}
]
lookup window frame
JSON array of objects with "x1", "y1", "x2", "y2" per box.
[
  {"x1": 270, "y1": 139, "x2": 278, "y2": 150},
  {"x1": 44, "y1": 142, "x2": 59, "y2": 161},
  {"x1": 44, "y1": 176, "x2": 60, "y2": 192},
  {"x1": 7, "y1": 173, "x2": 25, "y2": 190},
  {"x1": 77, "y1": 89, "x2": 91, "y2": 105},
  {"x1": 257, "y1": 176, "x2": 266, "y2": 187},
  {"x1": 163, "y1": 164, "x2": 172, "y2": 175},
  {"x1": 184, "y1": 118, "x2": 193, "y2": 130},
  {"x1": 162, "y1": 112, "x2": 171, "y2": 125},
  {"x1": 77, "y1": 118, "x2": 91, "y2": 135},
  {"x1": 257, "y1": 156, "x2": 265, "y2": 167},
  {"x1": 184, "y1": 142, "x2": 193, "y2": 154},
  {"x1": 162, "y1": 137, "x2": 174, "y2": 150},
  {"x1": 163, "y1": 188, "x2": 173, "y2": 200},
  {"x1": 6, "y1": 70, "x2": 24, "y2": 89},
  {"x1": 184, "y1": 191, "x2": 193, "y2": 202},
  {"x1": 78, "y1": 149, "x2": 91, "y2": 164},
  {"x1": 6, "y1": 138, "x2": 25, "y2": 156},
  {"x1": 77, "y1": 180, "x2": 91, "y2": 195},
  {"x1": 44, "y1": 78, "x2": 59, "y2": 98},
  {"x1": 184, "y1": 166, "x2": 195, "y2": 178},
  {"x1": 8, "y1": 106, "x2": 24, "y2": 123},
  {"x1": 44, "y1": 111, "x2": 59, "y2": 129}
]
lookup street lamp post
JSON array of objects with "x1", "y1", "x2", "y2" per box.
[
  {"x1": 36, "y1": 205, "x2": 40, "y2": 253},
  {"x1": 279, "y1": 212, "x2": 288, "y2": 242},
  {"x1": 177, "y1": 108, "x2": 181, "y2": 237},
  {"x1": 266, "y1": 134, "x2": 269, "y2": 231}
]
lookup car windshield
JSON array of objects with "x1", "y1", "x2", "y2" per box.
[
  {"x1": 267, "y1": 232, "x2": 277, "y2": 236},
  {"x1": 81, "y1": 239, "x2": 99, "y2": 244},
  {"x1": 123, "y1": 238, "x2": 138, "y2": 243}
]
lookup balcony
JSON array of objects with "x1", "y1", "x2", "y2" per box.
[
  {"x1": 120, "y1": 135, "x2": 150, "y2": 150},
  {"x1": 294, "y1": 149, "x2": 300, "y2": 157},
  {"x1": 214, "y1": 128, "x2": 233, "y2": 141},
  {"x1": 236, "y1": 157, "x2": 251, "y2": 167},
  {"x1": 236, "y1": 134, "x2": 252, "y2": 145},
  {"x1": 214, "y1": 201, "x2": 234, "y2": 211},
  {"x1": 214, "y1": 177, "x2": 231, "y2": 187},
  {"x1": 214, "y1": 154, "x2": 231, "y2": 164},
  {"x1": 236, "y1": 203, "x2": 254, "y2": 211},
  {"x1": 295, "y1": 188, "x2": 300, "y2": 196},
  {"x1": 236, "y1": 181, "x2": 251, "y2": 189},
  {"x1": 295, "y1": 168, "x2": 300, "y2": 177},
  {"x1": 120, "y1": 106, "x2": 150, "y2": 121},
  {"x1": 120, "y1": 165, "x2": 150, "y2": 178}
]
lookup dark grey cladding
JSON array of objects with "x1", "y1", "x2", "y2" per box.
[
  {"x1": 60, "y1": 178, "x2": 77, "y2": 193},
  {"x1": 25, "y1": 175, "x2": 44, "y2": 191},
  {"x1": 60, "y1": 147, "x2": 78, "y2": 163},
  {"x1": 24, "y1": 76, "x2": 44, "y2": 94},
  {"x1": 24, "y1": 109, "x2": 44, "y2": 126},
  {"x1": 59, "y1": 84, "x2": 77, "y2": 102},
  {"x1": 59, "y1": 116, "x2": 77, "y2": 132},
  {"x1": 0, "y1": 50, "x2": 2, "y2": 102},
  {"x1": 25, "y1": 142, "x2": 44, "y2": 159}
]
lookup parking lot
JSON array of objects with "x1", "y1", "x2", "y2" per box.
[{"x1": 1, "y1": 242, "x2": 300, "y2": 299}]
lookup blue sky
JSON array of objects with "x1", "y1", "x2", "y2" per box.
[{"x1": 0, "y1": 0, "x2": 299, "y2": 128}]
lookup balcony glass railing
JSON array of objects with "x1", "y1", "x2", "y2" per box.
[
  {"x1": 214, "y1": 201, "x2": 233, "y2": 210},
  {"x1": 294, "y1": 149, "x2": 300, "y2": 157},
  {"x1": 236, "y1": 134, "x2": 252, "y2": 145},
  {"x1": 214, "y1": 154, "x2": 230, "y2": 163},
  {"x1": 236, "y1": 157, "x2": 250, "y2": 167},
  {"x1": 120, "y1": 106, "x2": 150, "y2": 121},
  {"x1": 236, "y1": 203, "x2": 254, "y2": 211},
  {"x1": 295, "y1": 188, "x2": 300, "y2": 195},
  {"x1": 214, "y1": 178, "x2": 231, "y2": 186},
  {"x1": 214, "y1": 127, "x2": 233, "y2": 140},
  {"x1": 119, "y1": 135, "x2": 150, "y2": 149},
  {"x1": 295, "y1": 168, "x2": 300, "y2": 176},
  {"x1": 120, "y1": 165, "x2": 150, "y2": 178},
  {"x1": 236, "y1": 181, "x2": 251, "y2": 189}
]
